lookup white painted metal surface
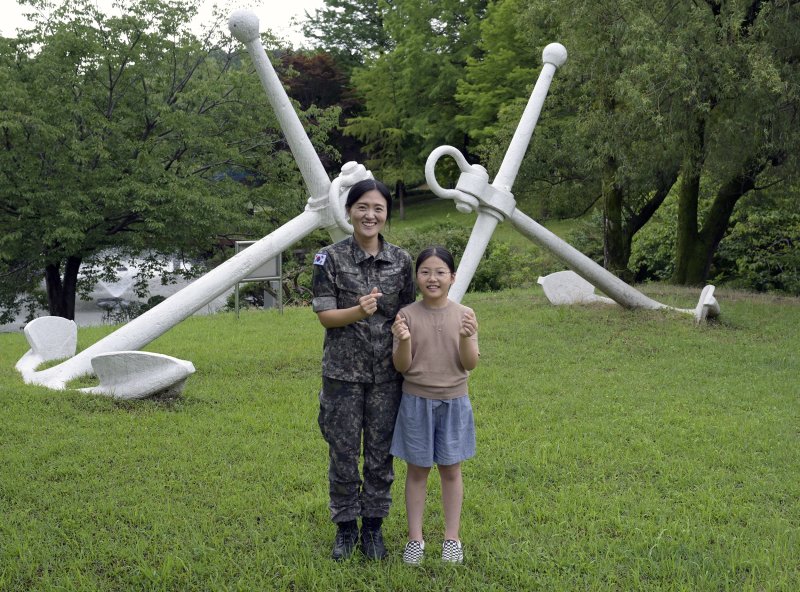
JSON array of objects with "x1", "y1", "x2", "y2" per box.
[
  {"x1": 537, "y1": 271, "x2": 615, "y2": 306},
  {"x1": 424, "y1": 43, "x2": 719, "y2": 323},
  {"x1": 15, "y1": 317, "x2": 77, "y2": 379},
  {"x1": 79, "y1": 351, "x2": 195, "y2": 400},
  {"x1": 17, "y1": 11, "x2": 370, "y2": 392}
]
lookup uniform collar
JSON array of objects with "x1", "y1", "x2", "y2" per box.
[{"x1": 350, "y1": 234, "x2": 391, "y2": 263}]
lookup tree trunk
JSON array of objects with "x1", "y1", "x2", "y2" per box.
[
  {"x1": 44, "y1": 255, "x2": 82, "y2": 319},
  {"x1": 672, "y1": 166, "x2": 704, "y2": 285},
  {"x1": 697, "y1": 166, "x2": 760, "y2": 278},
  {"x1": 602, "y1": 158, "x2": 633, "y2": 281},
  {"x1": 395, "y1": 180, "x2": 406, "y2": 221},
  {"x1": 629, "y1": 164, "x2": 681, "y2": 235},
  {"x1": 672, "y1": 114, "x2": 708, "y2": 286},
  {"x1": 673, "y1": 159, "x2": 762, "y2": 285}
]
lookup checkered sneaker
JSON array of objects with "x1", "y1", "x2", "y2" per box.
[
  {"x1": 441, "y1": 539, "x2": 463, "y2": 563},
  {"x1": 402, "y1": 540, "x2": 425, "y2": 565}
]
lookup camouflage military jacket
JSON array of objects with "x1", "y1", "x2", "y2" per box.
[{"x1": 312, "y1": 235, "x2": 415, "y2": 384}]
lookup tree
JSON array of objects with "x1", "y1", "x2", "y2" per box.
[
  {"x1": 344, "y1": 0, "x2": 488, "y2": 188},
  {"x1": 301, "y1": 0, "x2": 393, "y2": 68},
  {"x1": 458, "y1": 0, "x2": 687, "y2": 280},
  {"x1": 455, "y1": 0, "x2": 598, "y2": 224},
  {"x1": 666, "y1": 0, "x2": 800, "y2": 285},
  {"x1": 630, "y1": 185, "x2": 800, "y2": 294},
  {"x1": 278, "y1": 49, "x2": 360, "y2": 167},
  {"x1": 0, "y1": 0, "x2": 338, "y2": 323},
  {"x1": 460, "y1": 0, "x2": 800, "y2": 284}
]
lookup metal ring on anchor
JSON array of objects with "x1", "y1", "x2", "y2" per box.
[
  {"x1": 328, "y1": 162, "x2": 376, "y2": 236},
  {"x1": 425, "y1": 146, "x2": 481, "y2": 214},
  {"x1": 328, "y1": 176, "x2": 354, "y2": 235}
]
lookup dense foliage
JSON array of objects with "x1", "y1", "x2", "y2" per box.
[
  {"x1": 3, "y1": 0, "x2": 799, "y2": 318},
  {"x1": 0, "y1": 0, "x2": 338, "y2": 323},
  {"x1": 305, "y1": 0, "x2": 800, "y2": 293}
]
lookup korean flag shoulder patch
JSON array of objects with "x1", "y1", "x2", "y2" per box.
[{"x1": 313, "y1": 252, "x2": 327, "y2": 266}]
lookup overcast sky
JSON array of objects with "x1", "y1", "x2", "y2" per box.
[{"x1": 0, "y1": 0, "x2": 326, "y2": 46}]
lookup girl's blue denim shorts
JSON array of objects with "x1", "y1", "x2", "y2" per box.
[{"x1": 390, "y1": 392, "x2": 476, "y2": 468}]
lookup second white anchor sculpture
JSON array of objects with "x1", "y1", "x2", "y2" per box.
[{"x1": 424, "y1": 44, "x2": 719, "y2": 323}]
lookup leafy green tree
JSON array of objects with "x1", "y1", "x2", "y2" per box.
[
  {"x1": 630, "y1": 186, "x2": 800, "y2": 295},
  {"x1": 459, "y1": 0, "x2": 685, "y2": 280},
  {"x1": 664, "y1": 1, "x2": 800, "y2": 285},
  {"x1": 454, "y1": 0, "x2": 539, "y2": 145},
  {"x1": 301, "y1": 0, "x2": 393, "y2": 67},
  {"x1": 344, "y1": 0, "x2": 488, "y2": 189},
  {"x1": 455, "y1": 0, "x2": 592, "y2": 226},
  {"x1": 460, "y1": 0, "x2": 800, "y2": 286},
  {"x1": 299, "y1": 2, "x2": 399, "y2": 184},
  {"x1": 0, "y1": 0, "x2": 337, "y2": 323}
]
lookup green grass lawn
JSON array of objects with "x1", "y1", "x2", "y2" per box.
[{"x1": 1, "y1": 286, "x2": 799, "y2": 591}]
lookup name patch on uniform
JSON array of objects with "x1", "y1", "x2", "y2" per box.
[{"x1": 313, "y1": 252, "x2": 327, "y2": 266}]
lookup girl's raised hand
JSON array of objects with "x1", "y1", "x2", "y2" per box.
[
  {"x1": 459, "y1": 309, "x2": 478, "y2": 337},
  {"x1": 392, "y1": 313, "x2": 411, "y2": 341},
  {"x1": 358, "y1": 287, "x2": 383, "y2": 317}
]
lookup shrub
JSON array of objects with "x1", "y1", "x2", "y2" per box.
[
  {"x1": 713, "y1": 205, "x2": 800, "y2": 295},
  {"x1": 566, "y1": 210, "x2": 605, "y2": 268},
  {"x1": 471, "y1": 241, "x2": 537, "y2": 292},
  {"x1": 392, "y1": 221, "x2": 542, "y2": 293},
  {"x1": 630, "y1": 190, "x2": 800, "y2": 295},
  {"x1": 629, "y1": 204, "x2": 677, "y2": 283},
  {"x1": 388, "y1": 220, "x2": 472, "y2": 263}
]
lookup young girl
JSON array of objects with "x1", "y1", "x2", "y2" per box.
[{"x1": 390, "y1": 246, "x2": 479, "y2": 565}]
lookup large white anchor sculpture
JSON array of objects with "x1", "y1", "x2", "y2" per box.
[
  {"x1": 15, "y1": 15, "x2": 718, "y2": 399},
  {"x1": 15, "y1": 10, "x2": 372, "y2": 397},
  {"x1": 425, "y1": 43, "x2": 720, "y2": 323}
]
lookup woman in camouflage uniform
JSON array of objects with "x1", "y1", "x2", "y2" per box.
[{"x1": 312, "y1": 179, "x2": 415, "y2": 560}]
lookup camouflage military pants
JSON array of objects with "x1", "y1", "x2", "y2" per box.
[{"x1": 318, "y1": 377, "x2": 402, "y2": 524}]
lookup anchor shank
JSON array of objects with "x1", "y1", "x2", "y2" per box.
[
  {"x1": 30, "y1": 210, "x2": 325, "y2": 389},
  {"x1": 242, "y1": 38, "x2": 331, "y2": 200},
  {"x1": 494, "y1": 62, "x2": 558, "y2": 192},
  {"x1": 509, "y1": 209, "x2": 664, "y2": 310},
  {"x1": 450, "y1": 211, "x2": 501, "y2": 303}
]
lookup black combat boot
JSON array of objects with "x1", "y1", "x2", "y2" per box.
[
  {"x1": 360, "y1": 517, "x2": 387, "y2": 560},
  {"x1": 331, "y1": 520, "x2": 359, "y2": 561}
]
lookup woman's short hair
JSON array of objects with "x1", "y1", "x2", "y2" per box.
[{"x1": 345, "y1": 179, "x2": 393, "y2": 223}]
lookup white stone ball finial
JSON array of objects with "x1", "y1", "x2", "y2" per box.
[
  {"x1": 228, "y1": 9, "x2": 260, "y2": 43},
  {"x1": 542, "y1": 43, "x2": 568, "y2": 68}
]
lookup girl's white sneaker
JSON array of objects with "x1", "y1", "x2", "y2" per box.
[
  {"x1": 402, "y1": 540, "x2": 425, "y2": 565},
  {"x1": 441, "y1": 539, "x2": 463, "y2": 563}
]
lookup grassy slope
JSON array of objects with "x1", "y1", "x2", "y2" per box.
[
  {"x1": 387, "y1": 196, "x2": 577, "y2": 247},
  {"x1": 1, "y1": 285, "x2": 798, "y2": 591}
]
